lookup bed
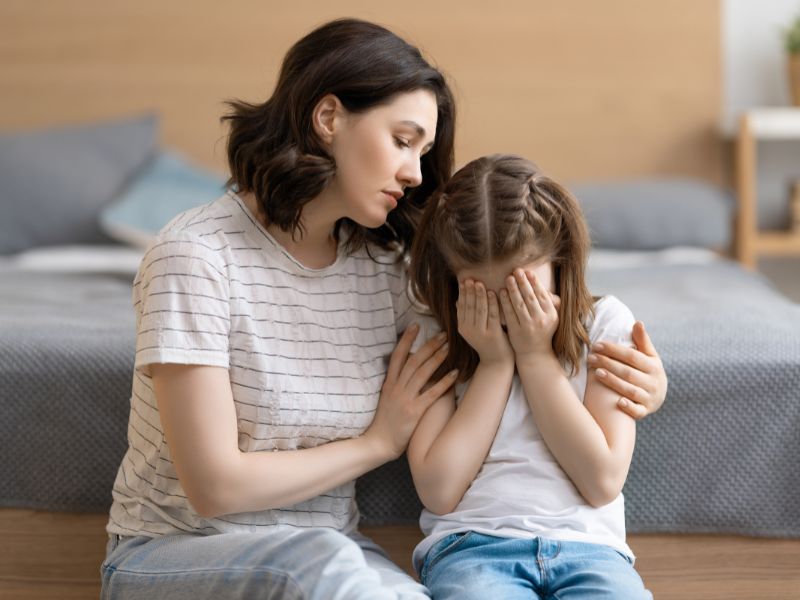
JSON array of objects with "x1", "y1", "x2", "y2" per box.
[
  {"x1": 2, "y1": 240, "x2": 798, "y2": 538},
  {"x1": 1, "y1": 113, "x2": 798, "y2": 533}
]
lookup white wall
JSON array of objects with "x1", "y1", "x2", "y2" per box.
[{"x1": 724, "y1": 0, "x2": 800, "y2": 228}]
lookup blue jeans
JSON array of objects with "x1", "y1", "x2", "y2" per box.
[
  {"x1": 101, "y1": 527, "x2": 429, "y2": 599},
  {"x1": 420, "y1": 532, "x2": 652, "y2": 599}
]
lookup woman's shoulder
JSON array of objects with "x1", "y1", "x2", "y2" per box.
[{"x1": 157, "y1": 192, "x2": 242, "y2": 239}]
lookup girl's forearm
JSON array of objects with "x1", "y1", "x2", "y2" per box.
[
  {"x1": 516, "y1": 354, "x2": 627, "y2": 507},
  {"x1": 413, "y1": 361, "x2": 514, "y2": 514}
]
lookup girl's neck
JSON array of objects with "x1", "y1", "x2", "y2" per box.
[{"x1": 240, "y1": 191, "x2": 339, "y2": 269}]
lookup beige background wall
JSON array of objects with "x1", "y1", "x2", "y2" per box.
[{"x1": 0, "y1": 0, "x2": 722, "y2": 184}]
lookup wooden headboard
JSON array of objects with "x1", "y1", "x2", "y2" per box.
[{"x1": 0, "y1": 0, "x2": 721, "y2": 184}]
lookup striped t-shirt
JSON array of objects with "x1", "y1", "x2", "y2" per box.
[{"x1": 107, "y1": 191, "x2": 417, "y2": 537}]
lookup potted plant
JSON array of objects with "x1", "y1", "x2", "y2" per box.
[{"x1": 785, "y1": 14, "x2": 800, "y2": 105}]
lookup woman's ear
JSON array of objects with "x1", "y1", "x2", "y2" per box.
[{"x1": 312, "y1": 94, "x2": 342, "y2": 145}]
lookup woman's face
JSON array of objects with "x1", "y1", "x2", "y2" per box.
[{"x1": 326, "y1": 89, "x2": 438, "y2": 228}]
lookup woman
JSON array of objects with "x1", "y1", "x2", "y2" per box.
[{"x1": 101, "y1": 18, "x2": 667, "y2": 599}]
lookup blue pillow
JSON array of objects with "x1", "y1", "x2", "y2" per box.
[
  {"x1": 0, "y1": 114, "x2": 158, "y2": 254},
  {"x1": 569, "y1": 179, "x2": 735, "y2": 250},
  {"x1": 100, "y1": 151, "x2": 227, "y2": 247}
]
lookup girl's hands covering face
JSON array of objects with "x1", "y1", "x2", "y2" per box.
[
  {"x1": 456, "y1": 279, "x2": 514, "y2": 366},
  {"x1": 499, "y1": 269, "x2": 560, "y2": 363}
]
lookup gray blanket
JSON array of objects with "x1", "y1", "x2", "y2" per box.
[
  {"x1": 360, "y1": 260, "x2": 800, "y2": 536},
  {"x1": 2, "y1": 260, "x2": 798, "y2": 538}
]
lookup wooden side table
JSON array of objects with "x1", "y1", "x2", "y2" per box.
[{"x1": 736, "y1": 108, "x2": 800, "y2": 268}]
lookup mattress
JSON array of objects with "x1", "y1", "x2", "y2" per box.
[
  {"x1": 2, "y1": 247, "x2": 798, "y2": 538},
  {"x1": 359, "y1": 250, "x2": 800, "y2": 537},
  {"x1": 0, "y1": 247, "x2": 139, "y2": 512}
]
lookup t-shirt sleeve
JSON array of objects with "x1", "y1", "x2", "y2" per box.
[
  {"x1": 387, "y1": 259, "x2": 442, "y2": 352},
  {"x1": 132, "y1": 233, "x2": 231, "y2": 373},
  {"x1": 588, "y1": 295, "x2": 636, "y2": 348},
  {"x1": 389, "y1": 260, "x2": 417, "y2": 337}
]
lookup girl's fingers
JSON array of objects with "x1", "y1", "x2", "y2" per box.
[
  {"x1": 505, "y1": 274, "x2": 531, "y2": 322},
  {"x1": 498, "y1": 288, "x2": 518, "y2": 327},
  {"x1": 464, "y1": 279, "x2": 476, "y2": 327},
  {"x1": 527, "y1": 270, "x2": 554, "y2": 315},
  {"x1": 475, "y1": 282, "x2": 488, "y2": 330},
  {"x1": 515, "y1": 269, "x2": 543, "y2": 317},
  {"x1": 487, "y1": 290, "x2": 500, "y2": 325}
]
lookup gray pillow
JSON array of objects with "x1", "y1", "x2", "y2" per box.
[
  {"x1": 0, "y1": 114, "x2": 158, "y2": 254},
  {"x1": 569, "y1": 179, "x2": 734, "y2": 250}
]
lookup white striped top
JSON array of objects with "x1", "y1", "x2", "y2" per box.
[{"x1": 107, "y1": 191, "x2": 416, "y2": 537}]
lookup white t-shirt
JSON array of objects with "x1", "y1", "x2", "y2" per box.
[
  {"x1": 413, "y1": 295, "x2": 637, "y2": 571},
  {"x1": 107, "y1": 191, "x2": 417, "y2": 538}
]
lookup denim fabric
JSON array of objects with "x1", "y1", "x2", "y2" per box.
[
  {"x1": 420, "y1": 532, "x2": 651, "y2": 599},
  {"x1": 100, "y1": 527, "x2": 429, "y2": 599}
]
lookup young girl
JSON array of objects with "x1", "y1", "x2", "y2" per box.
[
  {"x1": 102, "y1": 19, "x2": 665, "y2": 599},
  {"x1": 408, "y1": 154, "x2": 652, "y2": 598}
]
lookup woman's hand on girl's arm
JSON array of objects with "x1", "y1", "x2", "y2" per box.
[
  {"x1": 363, "y1": 324, "x2": 458, "y2": 461},
  {"x1": 150, "y1": 325, "x2": 456, "y2": 518},
  {"x1": 587, "y1": 321, "x2": 668, "y2": 419}
]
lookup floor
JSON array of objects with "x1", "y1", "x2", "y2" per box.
[{"x1": 2, "y1": 510, "x2": 800, "y2": 600}]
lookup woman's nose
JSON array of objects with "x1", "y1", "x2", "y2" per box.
[{"x1": 398, "y1": 156, "x2": 423, "y2": 189}]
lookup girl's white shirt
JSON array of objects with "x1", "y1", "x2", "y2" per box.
[{"x1": 413, "y1": 295, "x2": 637, "y2": 572}]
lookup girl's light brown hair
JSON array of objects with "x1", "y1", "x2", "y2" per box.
[{"x1": 410, "y1": 154, "x2": 594, "y2": 381}]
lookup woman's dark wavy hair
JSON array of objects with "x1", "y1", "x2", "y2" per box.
[
  {"x1": 410, "y1": 154, "x2": 595, "y2": 382},
  {"x1": 222, "y1": 18, "x2": 456, "y2": 256}
]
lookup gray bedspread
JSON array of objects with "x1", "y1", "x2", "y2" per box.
[
  {"x1": 360, "y1": 259, "x2": 800, "y2": 537},
  {"x1": 0, "y1": 268, "x2": 135, "y2": 511},
  {"x1": 2, "y1": 259, "x2": 798, "y2": 538}
]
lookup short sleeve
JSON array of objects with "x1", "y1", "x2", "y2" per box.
[
  {"x1": 132, "y1": 233, "x2": 231, "y2": 372},
  {"x1": 387, "y1": 258, "x2": 416, "y2": 337},
  {"x1": 588, "y1": 295, "x2": 636, "y2": 348},
  {"x1": 385, "y1": 258, "x2": 442, "y2": 352}
]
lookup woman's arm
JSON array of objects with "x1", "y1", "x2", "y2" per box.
[
  {"x1": 500, "y1": 269, "x2": 635, "y2": 507},
  {"x1": 407, "y1": 280, "x2": 514, "y2": 515},
  {"x1": 152, "y1": 325, "x2": 458, "y2": 518},
  {"x1": 590, "y1": 321, "x2": 668, "y2": 419}
]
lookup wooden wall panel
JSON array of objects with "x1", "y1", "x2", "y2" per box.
[{"x1": 0, "y1": 0, "x2": 721, "y2": 184}]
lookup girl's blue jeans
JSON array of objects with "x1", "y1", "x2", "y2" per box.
[
  {"x1": 100, "y1": 526, "x2": 429, "y2": 599},
  {"x1": 420, "y1": 531, "x2": 652, "y2": 599}
]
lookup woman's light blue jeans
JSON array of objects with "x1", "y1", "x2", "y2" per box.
[
  {"x1": 420, "y1": 532, "x2": 652, "y2": 599},
  {"x1": 100, "y1": 527, "x2": 429, "y2": 599}
]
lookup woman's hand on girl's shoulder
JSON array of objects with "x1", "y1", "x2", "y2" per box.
[
  {"x1": 456, "y1": 279, "x2": 513, "y2": 366},
  {"x1": 587, "y1": 321, "x2": 668, "y2": 420}
]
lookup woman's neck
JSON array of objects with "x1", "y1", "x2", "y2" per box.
[{"x1": 240, "y1": 191, "x2": 339, "y2": 269}]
